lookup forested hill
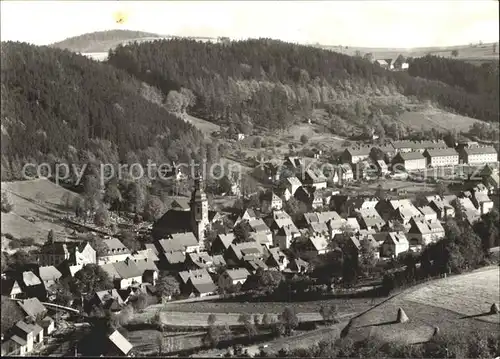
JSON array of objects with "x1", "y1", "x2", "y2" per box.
[
  {"x1": 409, "y1": 55, "x2": 499, "y2": 98},
  {"x1": 107, "y1": 38, "x2": 498, "y2": 133},
  {"x1": 50, "y1": 30, "x2": 162, "y2": 52},
  {"x1": 1, "y1": 41, "x2": 204, "y2": 181}
]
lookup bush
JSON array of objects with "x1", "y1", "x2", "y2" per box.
[
  {"x1": 300, "y1": 135, "x2": 309, "y2": 144},
  {"x1": 18, "y1": 237, "x2": 35, "y2": 247},
  {"x1": 1, "y1": 191, "x2": 13, "y2": 213},
  {"x1": 4, "y1": 233, "x2": 15, "y2": 240},
  {"x1": 8, "y1": 241, "x2": 21, "y2": 249}
]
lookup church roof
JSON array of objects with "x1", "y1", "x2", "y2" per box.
[{"x1": 153, "y1": 210, "x2": 192, "y2": 237}]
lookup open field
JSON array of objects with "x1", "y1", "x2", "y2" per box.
[
  {"x1": 404, "y1": 268, "x2": 500, "y2": 324},
  {"x1": 346, "y1": 179, "x2": 439, "y2": 198},
  {"x1": 157, "y1": 311, "x2": 325, "y2": 327},
  {"x1": 1, "y1": 179, "x2": 81, "y2": 247},
  {"x1": 319, "y1": 42, "x2": 499, "y2": 65},
  {"x1": 184, "y1": 114, "x2": 221, "y2": 135},
  {"x1": 344, "y1": 267, "x2": 500, "y2": 345},
  {"x1": 160, "y1": 296, "x2": 381, "y2": 317},
  {"x1": 398, "y1": 108, "x2": 483, "y2": 132}
]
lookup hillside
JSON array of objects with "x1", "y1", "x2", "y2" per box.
[
  {"x1": 319, "y1": 42, "x2": 500, "y2": 65},
  {"x1": 1, "y1": 41, "x2": 204, "y2": 181},
  {"x1": 343, "y1": 267, "x2": 499, "y2": 344},
  {"x1": 1, "y1": 179, "x2": 81, "y2": 249},
  {"x1": 50, "y1": 29, "x2": 163, "y2": 53},
  {"x1": 107, "y1": 38, "x2": 498, "y2": 140}
]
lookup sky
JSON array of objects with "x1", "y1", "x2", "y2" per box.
[{"x1": 1, "y1": 1, "x2": 499, "y2": 48}]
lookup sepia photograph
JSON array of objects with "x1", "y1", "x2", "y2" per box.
[{"x1": 0, "y1": 0, "x2": 499, "y2": 357}]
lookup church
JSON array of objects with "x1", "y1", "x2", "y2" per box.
[{"x1": 152, "y1": 176, "x2": 221, "y2": 248}]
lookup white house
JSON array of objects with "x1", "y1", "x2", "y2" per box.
[
  {"x1": 406, "y1": 219, "x2": 445, "y2": 247},
  {"x1": 380, "y1": 232, "x2": 409, "y2": 258}
]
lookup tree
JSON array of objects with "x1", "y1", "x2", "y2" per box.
[
  {"x1": 358, "y1": 239, "x2": 377, "y2": 276},
  {"x1": 47, "y1": 229, "x2": 55, "y2": 242},
  {"x1": 218, "y1": 176, "x2": 233, "y2": 195},
  {"x1": 283, "y1": 197, "x2": 307, "y2": 222},
  {"x1": 60, "y1": 192, "x2": 72, "y2": 213},
  {"x1": 73, "y1": 197, "x2": 85, "y2": 219},
  {"x1": 233, "y1": 220, "x2": 252, "y2": 243},
  {"x1": 207, "y1": 314, "x2": 217, "y2": 326},
  {"x1": 6, "y1": 250, "x2": 36, "y2": 270},
  {"x1": 202, "y1": 325, "x2": 222, "y2": 348},
  {"x1": 133, "y1": 292, "x2": 148, "y2": 311},
  {"x1": 262, "y1": 313, "x2": 272, "y2": 327},
  {"x1": 451, "y1": 49, "x2": 459, "y2": 57},
  {"x1": 319, "y1": 304, "x2": 338, "y2": 324},
  {"x1": 48, "y1": 279, "x2": 74, "y2": 306},
  {"x1": 143, "y1": 195, "x2": 165, "y2": 221},
  {"x1": 300, "y1": 134, "x2": 309, "y2": 144},
  {"x1": 94, "y1": 206, "x2": 110, "y2": 227},
  {"x1": 82, "y1": 174, "x2": 101, "y2": 212},
  {"x1": 436, "y1": 182, "x2": 447, "y2": 197},
  {"x1": 165, "y1": 90, "x2": 184, "y2": 113},
  {"x1": 363, "y1": 52, "x2": 374, "y2": 62},
  {"x1": 204, "y1": 228, "x2": 219, "y2": 253},
  {"x1": 72, "y1": 264, "x2": 113, "y2": 296},
  {"x1": 119, "y1": 230, "x2": 141, "y2": 252},
  {"x1": 155, "y1": 272, "x2": 180, "y2": 300},
  {"x1": 415, "y1": 193, "x2": 428, "y2": 207},
  {"x1": 1, "y1": 191, "x2": 13, "y2": 213},
  {"x1": 279, "y1": 307, "x2": 299, "y2": 336},
  {"x1": 1, "y1": 252, "x2": 8, "y2": 273},
  {"x1": 253, "y1": 314, "x2": 260, "y2": 326},
  {"x1": 103, "y1": 180, "x2": 123, "y2": 210},
  {"x1": 238, "y1": 314, "x2": 257, "y2": 338},
  {"x1": 124, "y1": 181, "x2": 146, "y2": 213}
]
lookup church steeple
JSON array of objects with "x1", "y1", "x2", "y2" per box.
[{"x1": 190, "y1": 172, "x2": 209, "y2": 246}]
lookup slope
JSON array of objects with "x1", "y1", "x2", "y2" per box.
[
  {"x1": 107, "y1": 38, "x2": 496, "y2": 139},
  {"x1": 50, "y1": 29, "x2": 163, "y2": 53},
  {"x1": 343, "y1": 267, "x2": 499, "y2": 345},
  {"x1": 1, "y1": 179, "x2": 81, "y2": 248},
  {"x1": 1, "y1": 41, "x2": 204, "y2": 180}
]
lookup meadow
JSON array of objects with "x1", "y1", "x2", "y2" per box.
[
  {"x1": 1, "y1": 179, "x2": 81, "y2": 248},
  {"x1": 344, "y1": 266, "x2": 500, "y2": 344}
]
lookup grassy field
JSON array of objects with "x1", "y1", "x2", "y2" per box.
[
  {"x1": 319, "y1": 42, "x2": 499, "y2": 65},
  {"x1": 404, "y1": 268, "x2": 500, "y2": 324},
  {"x1": 1, "y1": 179, "x2": 81, "y2": 248},
  {"x1": 183, "y1": 114, "x2": 221, "y2": 135},
  {"x1": 397, "y1": 108, "x2": 483, "y2": 132},
  {"x1": 344, "y1": 267, "x2": 500, "y2": 345},
  {"x1": 346, "y1": 179, "x2": 439, "y2": 198},
  {"x1": 161, "y1": 296, "x2": 381, "y2": 317}
]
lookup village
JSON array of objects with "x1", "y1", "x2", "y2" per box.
[{"x1": 1, "y1": 137, "x2": 499, "y2": 357}]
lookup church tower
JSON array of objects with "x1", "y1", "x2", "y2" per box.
[{"x1": 190, "y1": 173, "x2": 209, "y2": 250}]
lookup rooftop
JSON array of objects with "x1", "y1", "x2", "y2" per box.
[
  {"x1": 397, "y1": 151, "x2": 426, "y2": 161},
  {"x1": 425, "y1": 148, "x2": 459, "y2": 157},
  {"x1": 463, "y1": 146, "x2": 497, "y2": 155}
]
